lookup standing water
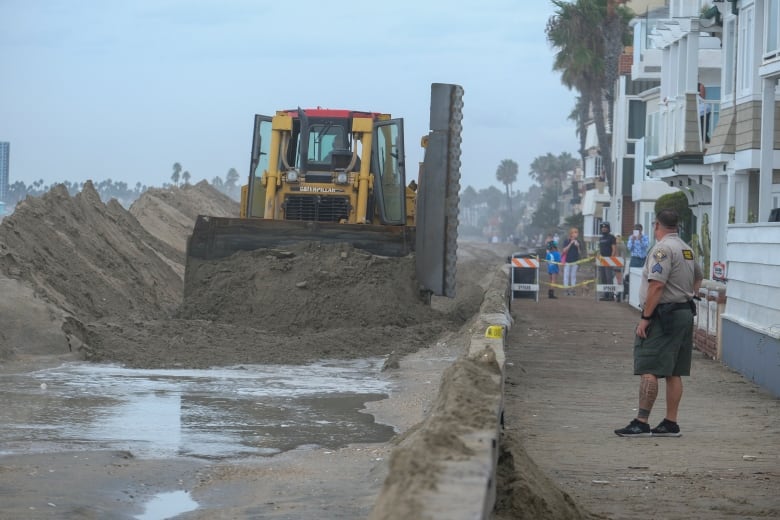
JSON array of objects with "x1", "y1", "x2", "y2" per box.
[{"x1": 0, "y1": 358, "x2": 395, "y2": 459}]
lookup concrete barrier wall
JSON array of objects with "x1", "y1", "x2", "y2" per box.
[{"x1": 369, "y1": 265, "x2": 511, "y2": 520}]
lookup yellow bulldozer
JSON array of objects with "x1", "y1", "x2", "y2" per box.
[{"x1": 185, "y1": 83, "x2": 463, "y2": 300}]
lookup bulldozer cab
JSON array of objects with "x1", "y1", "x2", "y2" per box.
[{"x1": 244, "y1": 109, "x2": 406, "y2": 226}]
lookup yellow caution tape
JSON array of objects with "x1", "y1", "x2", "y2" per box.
[
  {"x1": 543, "y1": 279, "x2": 597, "y2": 289},
  {"x1": 541, "y1": 256, "x2": 594, "y2": 267}
]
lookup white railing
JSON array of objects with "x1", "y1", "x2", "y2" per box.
[
  {"x1": 658, "y1": 97, "x2": 720, "y2": 156},
  {"x1": 658, "y1": 98, "x2": 678, "y2": 157},
  {"x1": 698, "y1": 100, "x2": 720, "y2": 152}
]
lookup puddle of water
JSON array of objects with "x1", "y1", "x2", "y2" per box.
[
  {"x1": 0, "y1": 359, "x2": 394, "y2": 459},
  {"x1": 135, "y1": 490, "x2": 198, "y2": 520}
]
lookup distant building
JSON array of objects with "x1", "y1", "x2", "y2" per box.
[{"x1": 0, "y1": 141, "x2": 9, "y2": 201}]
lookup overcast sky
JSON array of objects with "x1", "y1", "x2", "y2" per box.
[{"x1": 1, "y1": 0, "x2": 578, "y2": 194}]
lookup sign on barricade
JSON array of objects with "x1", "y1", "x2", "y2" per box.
[
  {"x1": 595, "y1": 256, "x2": 624, "y2": 301},
  {"x1": 510, "y1": 254, "x2": 539, "y2": 302}
]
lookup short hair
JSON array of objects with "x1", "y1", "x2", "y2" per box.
[
  {"x1": 634, "y1": 224, "x2": 643, "y2": 230},
  {"x1": 656, "y1": 209, "x2": 679, "y2": 229}
]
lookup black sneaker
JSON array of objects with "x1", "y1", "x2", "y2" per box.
[
  {"x1": 651, "y1": 419, "x2": 682, "y2": 437},
  {"x1": 614, "y1": 419, "x2": 651, "y2": 437}
]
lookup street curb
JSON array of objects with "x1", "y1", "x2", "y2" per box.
[{"x1": 369, "y1": 265, "x2": 511, "y2": 519}]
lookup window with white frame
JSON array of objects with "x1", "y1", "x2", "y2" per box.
[
  {"x1": 738, "y1": 7, "x2": 754, "y2": 95},
  {"x1": 584, "y1": 155, "x2": 603, "y2": 179},
  {"x1": 646, "y1": 111, "x2": 659, "y2": 157},
  {"x1": 724, "y1": 18, "x2": 736, "y2": 98},
  {"x1": 766, "y1": 0, "x2": 780, "y2": 59}
]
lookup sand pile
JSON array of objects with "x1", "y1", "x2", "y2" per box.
[
  {"x1": 0, "y1": 180, "x2": 465, "y2": 368},
  {"x1": 180, "y1": 241, "x2": 439, "y2": 332},
  {"x1": 0, "y1": 182, "x2": 182, "y2": 321},
  {"x1": 129, "y1": 180, "x2": 239, "y2": 257}
]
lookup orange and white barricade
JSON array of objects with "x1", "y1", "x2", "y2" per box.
[
  {"x1": 595, "y1": 256, "x2": 624, "y2": 301},
  {"x1": 510, "y1": 254, "x2": 540, "y2": 302}
]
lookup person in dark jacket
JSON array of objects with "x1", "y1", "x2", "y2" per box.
[{"x1": 598, "y1": 222, "x2": 617, "y2": 301}]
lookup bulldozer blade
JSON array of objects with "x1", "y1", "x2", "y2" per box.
[
  {"x1": 186, "y1": 216, "x2": 415, "y2": 261},
  {"x1": 415, "y1": 83, "x2": 463, "y2": 298}
]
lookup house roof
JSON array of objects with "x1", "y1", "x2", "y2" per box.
[{"x1": 647, "y1": 152, "x2": 703, "y2": 171}]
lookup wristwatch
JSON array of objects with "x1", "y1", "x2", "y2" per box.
[{"x1": 641, "y1": 314, "x2": 653, "y2": 320}]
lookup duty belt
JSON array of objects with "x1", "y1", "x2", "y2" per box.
[
  {"x1": 657, "y1": 301, "x2": 694, "y2": 313},
  {"x1": 654, "y1": 300, "x2": 696, "y2": 335}
]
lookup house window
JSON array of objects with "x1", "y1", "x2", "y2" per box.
[
  {"x1": 738, "y1": 6, "x2": 754, "y2": 95},
  {"x1": 585, "y1": 155, "x2": 603, "y2": 179},
  {"x1": 646, "y1": 111, "x2": 659, "y2": 157},
  {"x1": 724, "y1": 18, "x2": 736, "y2": 98},
  {"x1": 628, "y1": 100, "x2": 646, "y2": 139},
  {"x1": 766, "y1": 0, "x2": 780, "y2": 58}
]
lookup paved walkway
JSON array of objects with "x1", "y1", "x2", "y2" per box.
[{"x1": 503, "y1": 291, "x2": 780, "y2": 520}]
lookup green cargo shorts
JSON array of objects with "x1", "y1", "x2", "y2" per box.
[{"x1": 634, "y1": 309, "x2": 694, "y2": 377}]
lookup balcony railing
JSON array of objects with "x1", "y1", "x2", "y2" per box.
[
  {"x1": 654, "y1": 96, "x2": 720, "y2": 157},
  {"x1": 699, "y1": 100, "x2": 719, "y2": 152}
]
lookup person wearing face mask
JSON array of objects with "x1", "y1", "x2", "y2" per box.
[{"x1": 628, "y1": 223, "x2": 649, "y2": 268}]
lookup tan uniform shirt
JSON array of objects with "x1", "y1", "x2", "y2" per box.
[{"x1": 638, "y1": 233, "x2": 703, "y2": 305}]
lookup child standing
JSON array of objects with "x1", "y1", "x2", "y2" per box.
[{"x1": 546, "y1": 243, "x2": 561, "y2": 299}]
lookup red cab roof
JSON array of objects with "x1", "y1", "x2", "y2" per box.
[{"x1": 282, "y1": 108, "x2": 385, "y2": 119}]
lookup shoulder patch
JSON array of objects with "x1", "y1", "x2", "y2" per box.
[
  {"x1": 682, "y1": 249, "x2": 694, "y2": 260},
  {"x1": 653, "y1": 248, "x2": 668, "y2": 261},
  {"x1": 652, "y1": 263, "x2": 663, "y2": 274}
]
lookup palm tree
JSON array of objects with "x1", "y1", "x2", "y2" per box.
[
  {"x1": 182, "y1": 170, "x2": 191, "y2": 185},
  {"x1": 603, "y1": 0, "x2": 630, "y2": 128},
  {"x1": 171, "y1": 163, "x2": 182, "y2": 186},
  {"x1": 556, "y1": 152, "x2": 579, "y2": 183},
  {"x1": 495, "y1": 159, "x2": 519, "y2": 214},
  {"x1": 529, "y1": 153, "x2": 558, "y2": 188},
  {"x1": 225, "y1": 168, "x2": 241, "y2": 200},
  {"x1": 225, "y1": 168, "x2": 239, "y2": 185},
  {"x1": 529, "y1": 152, "x2": 576, "y2": 189},
  {"x1": 569, "y1": 95, "x2": 590, "y2": 166},
  {"x1": 531, "y1": 187, "x2": 561, "y2": 232},
  {"x1": 530, "y1": 152, "x2": 579, "y2": 224},
  {"x1": 546, "y1": 0, "x2": 632, "y2": 194},
  {"x1": 480, "y1": 186, "x2": 504, "y2": 214},
  {"x1": 460, "y1": 186, "x2": 478, "y2": 209}
]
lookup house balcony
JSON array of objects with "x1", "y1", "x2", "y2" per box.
[
  {"x1": 647, "y1": 96, "x2": 719, "y2": 176},
  {"x1": 631, "y1": 17, "x2": 663, "y2": 80}
]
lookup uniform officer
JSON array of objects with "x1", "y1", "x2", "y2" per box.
[{"x1": 614, "y1": 209, "x2": 703, "y2": 437}]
